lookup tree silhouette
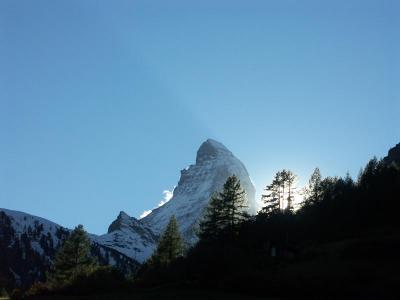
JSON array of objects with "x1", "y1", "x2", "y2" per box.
[
  {"x1": 282, "y1": 170, "x2": 297, "y2": 211},
  {"x1": 48, "y1": 225, "x2": 94, "y2": 287},
  {"x1": 302, "y1": 167, "x2": 322, "y2": 207},
  {"x1": 198, "y1": 175, "x2": 248, "y2": 241},
  {"x1": 219, "y1": 175, "x2": 248, "y2": 233},
  {"x1": 148, "y1": 215, "x2": 184, "y2": 266},
  {"x1": 262, "y1": 170, "x2": 297, "y2": 214},
  {"x1": 198, "y1": 193, "x2": 224, "y2": 242}
]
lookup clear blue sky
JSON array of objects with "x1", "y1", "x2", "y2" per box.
[{"x1": 1, "y1": 0, "x2": 399, "y2": 234}]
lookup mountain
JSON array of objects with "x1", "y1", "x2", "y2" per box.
[
  {"x1": 81, "y1": 139, "x2": 256, "y2": 264},
  {"x1": 141, "y1": 139, "x2": 257, "y2": 243},
  {"x1": 75, "y1": 139, "x2": 256, "y2": 265},
  {"x1": 0, "y1": 208, "x2": 139, "y2": 290},
  {"x1": 0, "y1": 138, "x2": 256, "y2": 288}
]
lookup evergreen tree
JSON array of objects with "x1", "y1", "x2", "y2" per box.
[
  {"x1": 261, "y1": 174, "x2": 282, "y2": 215},
  {"x1": 198, "y1": 176, "x2": 248, "y2": 241},
  {"x1": 149, "y1": 215, "x2": 184, "y2": 266},
  {"x1": 48, "y1": 225, "x2": 94, "y2": 287},
  {"x1": 357, "y1": 157, "x2": 379, "y2": 187},
  {"x1": 282, "y1": 169, "x2": 297, "y2": 211},
  {"x1": 302, "y1": 167, "x2": 322, "y2": 207},
  {"x1": 219, "y1": 175, "x2": 248, "y2": 234},
  {"x1": 198, "y1": 193, "x2": 224, "y2": 242},
  {"x1": 262, "y1": 169, "x2": 297, "y2": 214}
]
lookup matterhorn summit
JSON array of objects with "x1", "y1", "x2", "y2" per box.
[
  {"x1": 100, "y1": 139, "x2": 256, "y2": 261},
  {"x1": 141, "y1": 139, "x2": 256, "y2": 243}
]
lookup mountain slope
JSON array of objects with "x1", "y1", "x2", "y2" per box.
[
  {"x1": 101, "y1": 139, "x2": 257, "y2": 260},
  {"x1": 0, "y1": 208, "x2": 139, "y2": 290}
]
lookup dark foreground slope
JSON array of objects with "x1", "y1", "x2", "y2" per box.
[
  {"x1": 272, "y1": 230, "x2": 400, "y2": 299},
  {"x1": 28, "y1": 229, "x2": 399, "y2": 300}
]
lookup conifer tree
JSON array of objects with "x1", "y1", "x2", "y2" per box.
[
  {"x1": 282, "y1": 169, "x2": 297, "y2": 211},
  {"x1": 198, "y1": 175, "x2": 248, "y2": 241},
  {"x1": 48, "y1": 225, "x2": 94, "y2": 287},
  {"x1": 302, "y1": 167, "x2": 322, "y2": 207},
  {"x1": 149, "y1": 215, "x2": 184, "y2": 266},
  {"x1": 219, "y1": 175, "x2": 248, "y2": 234},
  {"x1": 261, "y1": 172, "x2": 282, "y2": 215},
  {"x1": 198, "y1": 193, "x2": 224, "y2": 242},
  {"x1": 262, "y1": 169, "x2": 298, "y2": 214},
  {"x1": 219, "y1": 175, "x2": 248, "y2": 232}
]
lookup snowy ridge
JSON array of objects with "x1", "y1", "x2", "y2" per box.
[
  {"x1": 0, "y1": 208, "x2": 140, "y2": 265},
  {"x1": 0, "y1": 208, "x2": 139, "y2": 288},
  {"x1": 0, "y1": 208, "x2": 67, "y2": 246}
]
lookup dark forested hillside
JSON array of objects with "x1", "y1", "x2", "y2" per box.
[
  {"x1": 135, "y1": 144, "x2": 400, "y2": 299},
  {"x1": 0, "y1": 211, "x2": 139, "y2": 292}
]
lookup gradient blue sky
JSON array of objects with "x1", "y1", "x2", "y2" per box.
[{"x1": 1, "y1": 0, "x2": 399, "y2": 234}]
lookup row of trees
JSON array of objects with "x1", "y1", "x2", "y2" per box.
[
  {"x1": 22, "y1": 173, "x2": 295, "y2": 295},
  {"x1": 23, "y1": 155, "x2": 400, "y2": 297},
  {"x1": 261, "y1": 169, "x2": 298, "y2": 214},
  {"x1": 146, "y1": 172, "x2": 300, "y2": 268}
]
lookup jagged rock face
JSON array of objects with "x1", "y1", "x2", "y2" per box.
[
  {"x1": 384, "y1": 143, "x2": 400, "y2": 166},
  {"x1": 93, "y1": 211, "x2": 158, "y2": 263},
  {"x1": 142, "y1": 139, "x2": 257, "y2": 243},
  {"x1": 0, "y1": 208, "x2": 139, "y2": 290}
]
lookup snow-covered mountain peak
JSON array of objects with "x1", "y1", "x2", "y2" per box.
[
  {"x1": 141, "y1": 139, "x2": 256, "y2": 243},
  {"x1": 196, "y1": 138, "x2": 233, "y2": 164}
]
